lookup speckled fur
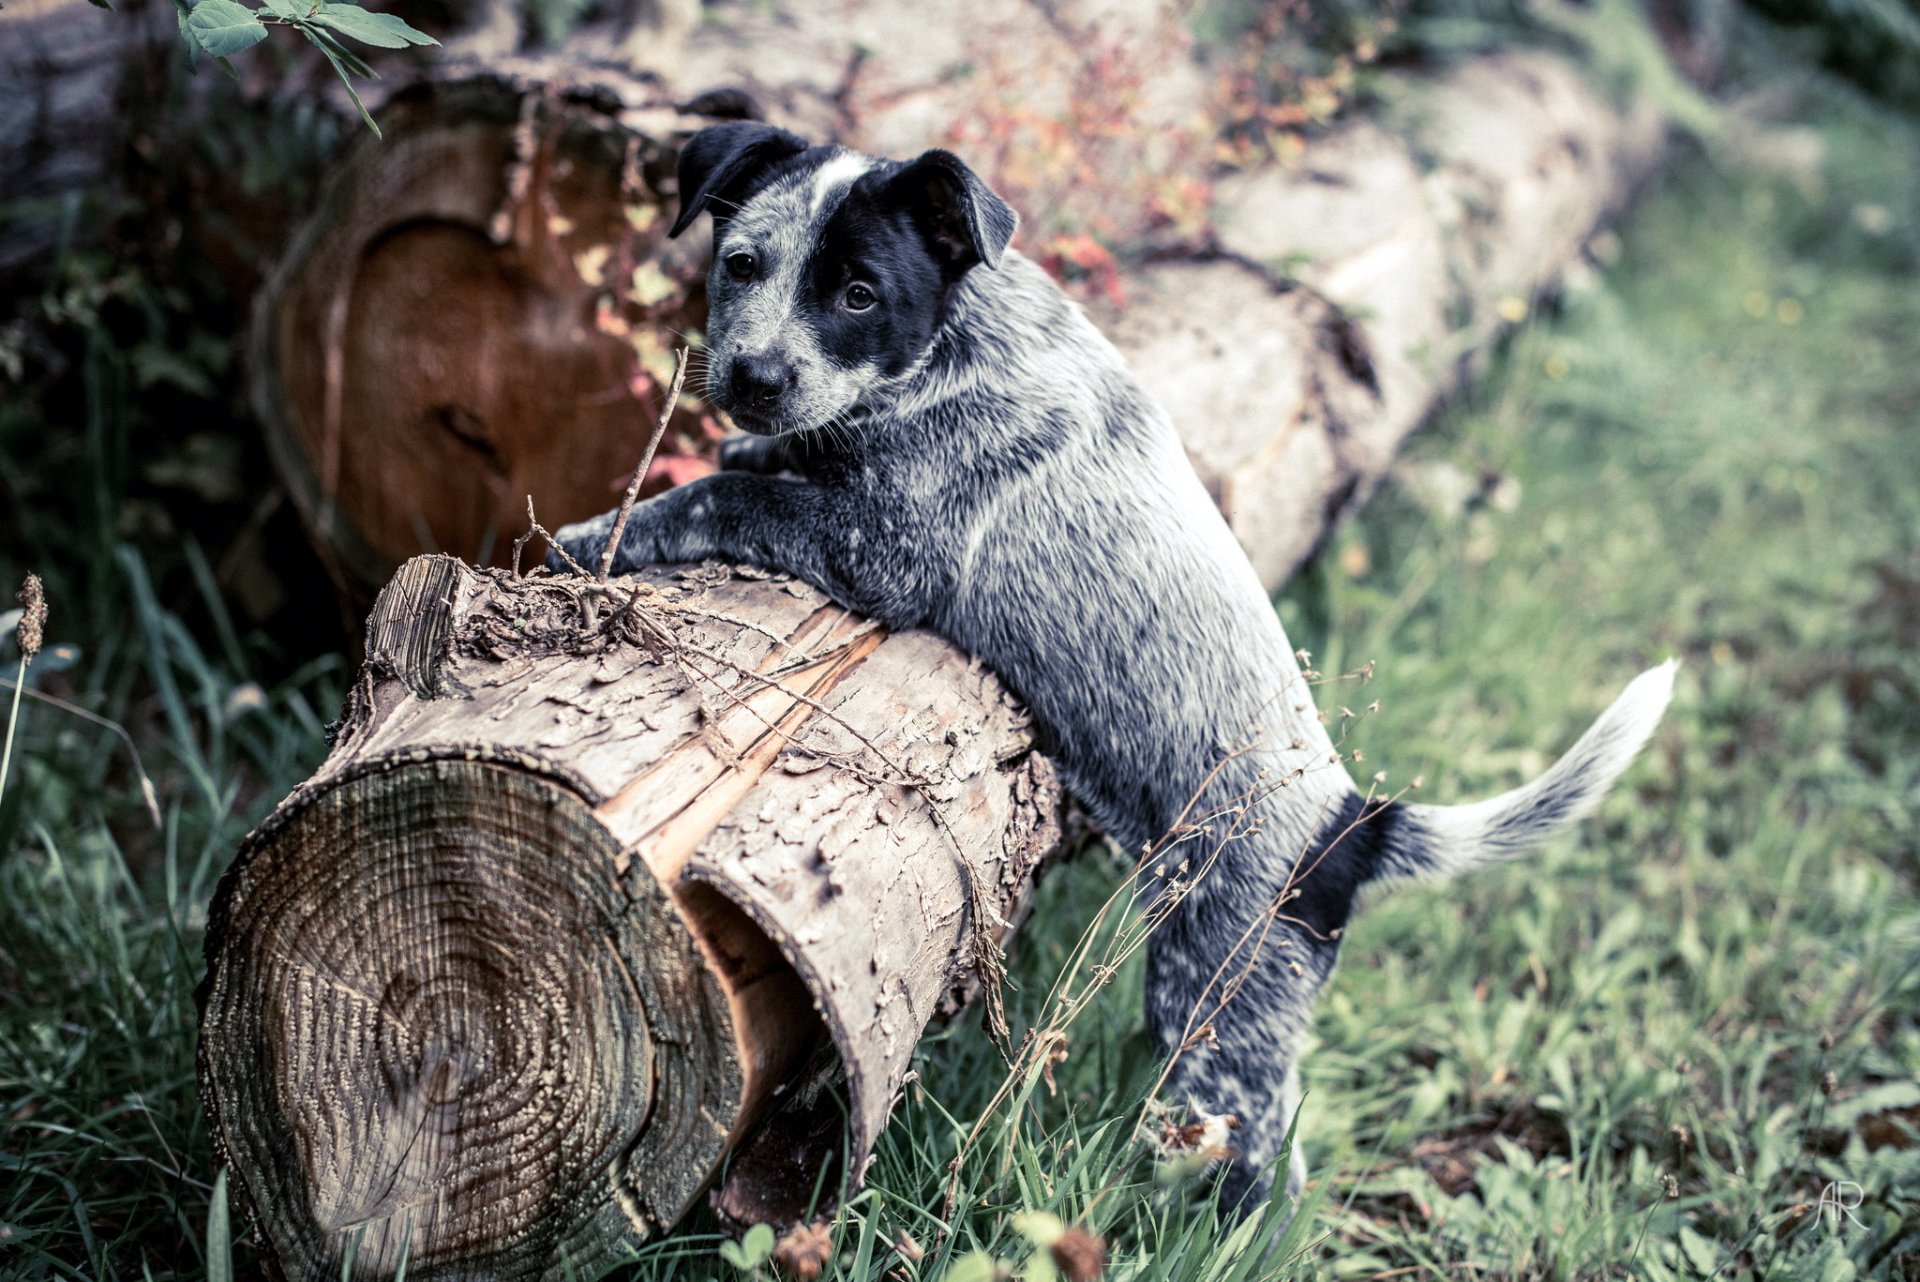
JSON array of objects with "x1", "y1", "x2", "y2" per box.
[{"x1": 556, "y1": 126, "x2": 1676, "y2": 1210}]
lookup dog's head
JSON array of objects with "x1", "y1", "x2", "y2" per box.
[{"x1": 670, "y1": 123, "x2": 1018, "y2": 436}]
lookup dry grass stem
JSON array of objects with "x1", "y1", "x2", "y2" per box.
[
  {"x1": 600, "y1": 345, "x2": 691, "y2": 582},
  {"x1": 1, "y1": 573, "x2": 48, "y2": 818},
  {"x1": 0, "y1": 676, "x2": 162, "y2": 829}
]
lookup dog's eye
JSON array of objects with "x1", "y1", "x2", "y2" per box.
[
  {"x1": 725, "y1": 252, "x2": 756, "y2": 281},
  {"x1": 844, "y1": 283, "x2": 877, "y2": 312}
]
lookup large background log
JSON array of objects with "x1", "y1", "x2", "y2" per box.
[
  {"x1": 246, "y1": 1, "x2": 1685, "y2": 594},
  {"x1": 197, "y1": 554, "x2": 1059, "y2": 1279},
  {"x1": 1102, "y1": 49, "x2": 1669, "y2": 584},
  {"x1": 249, "y1": 76, "x2": 718, "y2": 591}
]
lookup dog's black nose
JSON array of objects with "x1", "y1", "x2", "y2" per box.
[{"x1": 730, "y1": 355, "x2": 794, "y2": 410}]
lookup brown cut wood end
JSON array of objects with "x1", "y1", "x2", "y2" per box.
[{"x1": 198, "y1": 757, "x2": 742, "y2": 1281}]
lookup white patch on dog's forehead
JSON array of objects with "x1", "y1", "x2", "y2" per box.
[
  {"x1": 705, "y1": 148, "x2": 890, "y2": 434},
  {"x1": 721, "y1": 149, "x2": 875, "y2": 245},
  {"x1": 809, "y1": 151, "x2": 875, "y2": 217}
]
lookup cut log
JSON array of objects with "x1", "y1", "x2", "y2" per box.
[
  {"x1": 248, "y1": 75, "x2": 721, "y2": 590},
  {"x1": 1092, "y1": 48, "x2": 1671, "y2": 585},
  {"x1": 197, "y1": 554, "x2": 1060, "y2": 1279}
]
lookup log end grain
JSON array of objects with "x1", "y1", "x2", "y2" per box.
[
  {"x1": 251, "y1": 79, "x2": 712, "y2": 587},
  {"x1": 199, "y1": 556, "x2": 1064, "y2": 1276},
  {"x1": 198, "y1": 757, "x2": 742, "y2": 1280}
]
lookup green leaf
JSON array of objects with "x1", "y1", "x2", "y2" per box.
[
  {"x1": 312, "y1": 3, "x2": 438, "y2": 48},
  {"x1": 739, "y1": 1223, "x2": 776, "y2": 1269},
  {"x1": 943, "y1": 1252, "x2": 1000, "y2": 1282},
  {"x1": 301, "y1": 22, "x2": 374, "y2": 77},
  {"x1": 299, "y1": 25, "x2": 382, "y2": 136},
  {"x1": 717, "y1": 1241, "x2": 748, "y2": 1271},
  {"x1": 176, "y1": 9, "x2": 202, "y2": 73},
  {"x1": 206, "y1": 1169, "x2": 232, "y2": 1282},
  {"x1": 186, "y1": 0, "x2": 269, "y2": 57},
  {"x1": 258, "y1": 0, "x2": 309, "y2": 17},
  {"x1": 1677, "y1": 1226, "x2": 1718, "y2": 1275}
]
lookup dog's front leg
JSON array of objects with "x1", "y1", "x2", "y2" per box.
[
  {"x1": 551, "y1": 475, "x2": 923, "y2": 625},
  {"x1": 553, "y1": 474, "x2": 832, "y2": 578}
]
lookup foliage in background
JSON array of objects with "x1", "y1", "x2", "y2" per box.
[
  {"x1": 1743, "y1": 0, "x2": 1920, "y2": 107},
  {"x1": 1195, "y1": 0, "x2": 1406, "y2": 167},
  {"x1": 173, "y1": 0, "x2": 438, "y2": 134}
]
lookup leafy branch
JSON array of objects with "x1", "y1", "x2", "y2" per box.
[{"x1": 173, "y1": 0, "x2": 438, "y2": 136}]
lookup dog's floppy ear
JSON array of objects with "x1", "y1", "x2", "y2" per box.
[
  {"x1": 669, "y1": 122, "x2": 810, "y2": 238},
  {"x1": 884, "y1": 149, "x2": 1018, "y2": 271}
]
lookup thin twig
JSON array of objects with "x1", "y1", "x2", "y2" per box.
[
  {"x1": 600, "y1": 347, "x2": 691, "y2": 582},
  {"x1": 524, "y1": 496, "x2": 590, "y2": 578}
]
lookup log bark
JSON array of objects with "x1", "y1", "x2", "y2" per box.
[
  {"x1": 197, "y1": 554, "x2": 1059, "y2": 1279},
  {"x1": 1099, "y1": 50, "x2": 1668, "y2": 585}
]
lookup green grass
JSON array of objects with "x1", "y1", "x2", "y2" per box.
[
  {"x1": 1280, "y1": 98, "x2": 1920, "y2": 1279},
  {"x1": 4, "y1": 61, "x2": 1920, "y2": 1282}
]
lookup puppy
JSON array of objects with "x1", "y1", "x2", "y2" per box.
[{"x1": 555, "y1": 122, "x2": 1675, "y2": 1208}]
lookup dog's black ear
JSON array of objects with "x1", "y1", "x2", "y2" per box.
[
  {"x1": 884, "y1": 149, "x2": 1018, "y2": 271},
  {"x1": 669, "y1": 122, "x2": 810, "y2": 238}
]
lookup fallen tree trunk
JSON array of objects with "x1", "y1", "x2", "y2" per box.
[
  {"x1": 1098, "y1": 49, "x2": 1669, "y2": 584},
  {"x1": 197, "y1": 554, "x2": 1060, "y2": 1279},
  {"x1": 249, "y1": 35, "x2": 1674, "y2": 593}
]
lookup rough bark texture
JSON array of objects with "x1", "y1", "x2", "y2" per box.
[
  {"x1": 197, "y1": 554, "x2": 1059, "y2": 1279},
  {"x1": 1102, "y1": 50, "x2": 1668, "y2": 584}
]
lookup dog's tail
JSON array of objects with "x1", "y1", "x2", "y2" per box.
[{"x1": 1370, "y1": 660, "x2": 1677, "y2": 884}]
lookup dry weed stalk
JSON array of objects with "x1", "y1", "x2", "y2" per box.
[
  {"x1": 0, "y1": 573, "x2": 47, "y2": 817},
  {"x1": 601, "y1": 345, "x2": 691, "y2": 581}
]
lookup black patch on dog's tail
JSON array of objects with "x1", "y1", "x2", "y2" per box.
[{"x1": 1284, "y1": 790, "x2": 1406, "y2": 952}]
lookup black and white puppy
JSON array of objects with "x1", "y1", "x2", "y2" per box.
[{"x1": 555, "y1": 123, "x2": 1675, "y2": 1208}]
